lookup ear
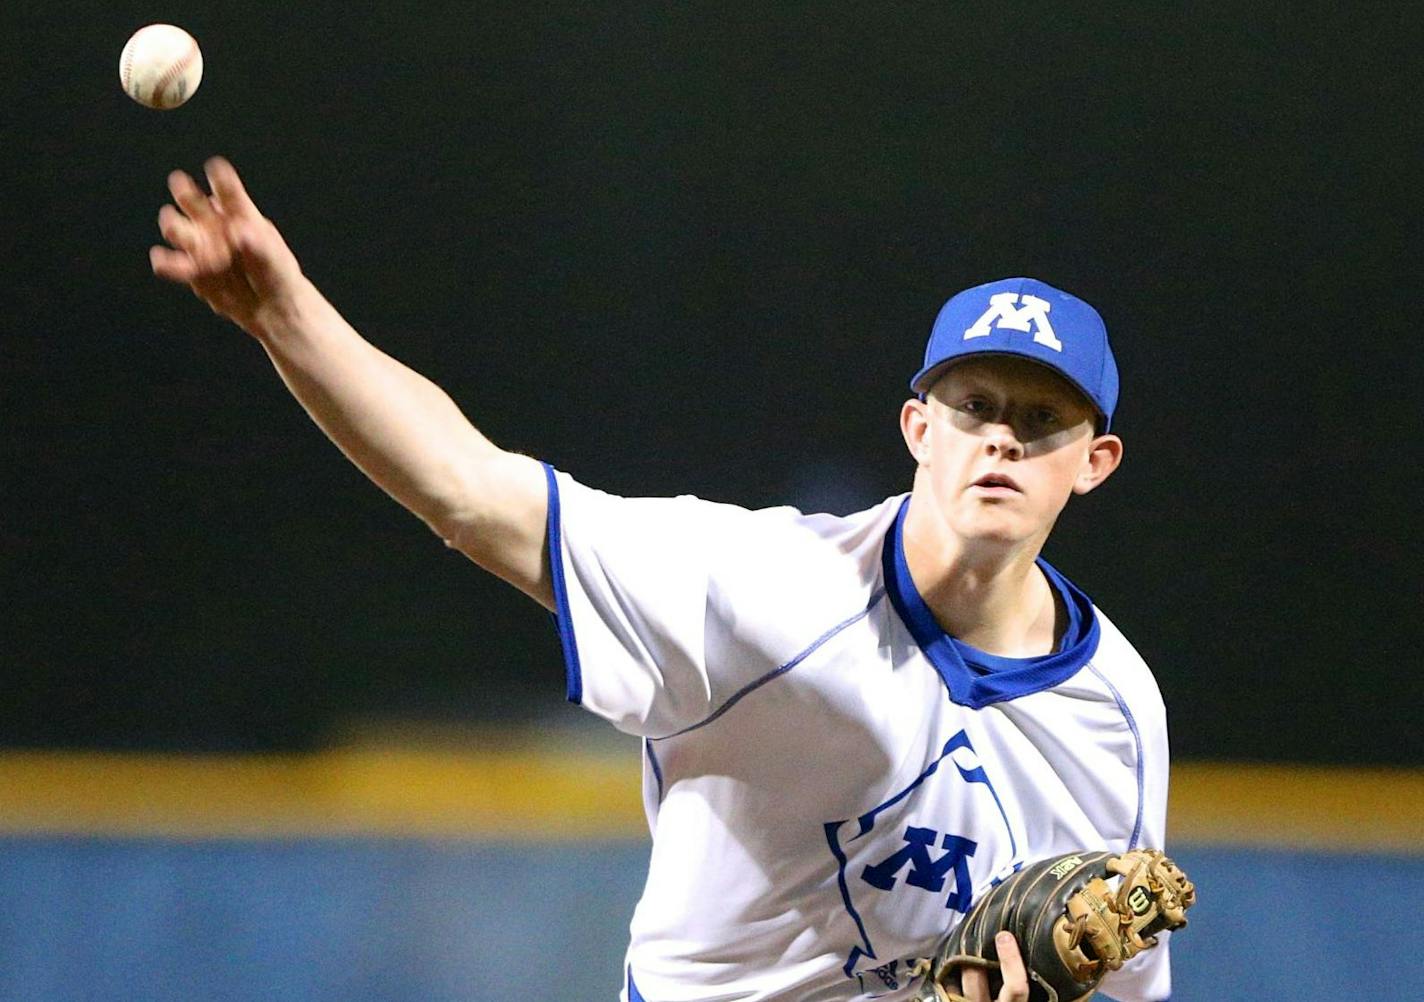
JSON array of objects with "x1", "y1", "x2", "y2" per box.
[
  {"x1": 1073, "y1": 433, "x2": 1124, "y2": 495},
  {"x1": 900, "y1": 397, "x2": 931, "y2": 466}
]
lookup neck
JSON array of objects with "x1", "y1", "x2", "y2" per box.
[{"x1": 901, "y1": 489, "x2": 1060, "y2": 657}]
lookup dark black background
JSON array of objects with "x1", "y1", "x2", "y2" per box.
[{"x1": 4, "y1": 3, "x2": 1420, "y2": 761}]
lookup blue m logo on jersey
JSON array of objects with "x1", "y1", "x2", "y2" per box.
[
  {"x1": 860, "y1": 825, "x2": 977, "y2": 911},
  {"x1": 823, "y1": 729, "x2": 1020, "y2": 987}
]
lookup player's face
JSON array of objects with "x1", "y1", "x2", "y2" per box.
[{"x1": 900, "y1": 356, "x2": 1122, "y2": 548}]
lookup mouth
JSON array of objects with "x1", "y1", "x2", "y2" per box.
[{"x1": 970, "y1": 472, "x2": 1023, "y2": 494}]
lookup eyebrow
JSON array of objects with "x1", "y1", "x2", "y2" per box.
[
  {"x1": 950, "y1": 378, "x2": 1064, "y2": 401},
  {"x1": 943, "y1": 378, "x2": 1090, "y2": 418}
]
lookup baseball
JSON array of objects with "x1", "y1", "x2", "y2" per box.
[{"x1": 119, "y1": 24, "x2": 203, "y2": 110}]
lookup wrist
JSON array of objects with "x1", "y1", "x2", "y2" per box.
[{"x1": 249, "y1": 276, "x2": 326, "y2": 344}]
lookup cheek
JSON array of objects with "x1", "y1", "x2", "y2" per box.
[
  {"x1": 926, "y1": 434, "x2": 976, "y2": 482},
  {"x1": 930, "y1": 463, "x2": 960, "y2": 504},
  {"x1": 924, "y1": 445, "x2": 985, "y2": 514},
  {"x1": 1039, "y1": 454, "x2": 1089, "y2": 502}
]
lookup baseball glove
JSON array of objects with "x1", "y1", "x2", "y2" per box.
[{"x1": 909, "y1": 848, "x2": 1196, "y2": 1002}]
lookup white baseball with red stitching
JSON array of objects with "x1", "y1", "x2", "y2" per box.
[{"x1": 119, "y1": 24, "x2": 203, "y2": 110}]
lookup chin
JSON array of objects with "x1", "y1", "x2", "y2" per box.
[{"x1": 950, "y1": 512, "x2": 1034, "y2": 547}]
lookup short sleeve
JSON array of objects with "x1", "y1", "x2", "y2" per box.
[{"x1": 543, "y1": 465, "x2": 891, "y2": 738}]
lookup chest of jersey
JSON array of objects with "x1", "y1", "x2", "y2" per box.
[{"x1": 641, "y1": 597, "x2": 1140, "y2": 997}]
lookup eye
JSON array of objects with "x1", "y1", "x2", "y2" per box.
[{"x1": 959, "y1": 397, "x2": 992, "y2": 416}]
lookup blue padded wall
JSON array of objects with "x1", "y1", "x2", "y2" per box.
[{"x1": 0, "y1": 838, "x2": 1418, "y2": 1001}]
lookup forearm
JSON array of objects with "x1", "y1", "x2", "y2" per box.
[
  {"x1": 153, "y1": 158, "x2": 552, "y2": 604},
  {"x1": 253, "y1": 279, "x2": 499, "y2": 538}
]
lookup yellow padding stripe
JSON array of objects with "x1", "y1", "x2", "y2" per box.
[
  {"x1": 0, "y1": 753, "x2": 1420, "y2": 850},
  {"x1": 1167, "y1": 762, "x2": 1423, "y2": 855},
  {"x1": 0, "y1": 749, "x2": 646, "y2": 839}
]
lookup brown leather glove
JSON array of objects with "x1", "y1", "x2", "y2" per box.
[{"x1": 910, "y1": 849, "x2": 1196, "y2": 1002}]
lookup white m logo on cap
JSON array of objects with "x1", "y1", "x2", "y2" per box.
[{"x1": 963, "y1": 293, "x2": 1063, "y2": 352}]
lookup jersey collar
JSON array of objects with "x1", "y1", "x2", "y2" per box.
[{"x1": 881, "y1": 496, "x2": 1101, "y2": 708}]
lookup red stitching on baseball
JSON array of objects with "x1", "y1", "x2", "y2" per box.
[{"x1": 153, "y1": 41, "x2": 198, "y2": 108}]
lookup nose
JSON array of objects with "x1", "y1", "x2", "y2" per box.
[{"x1": 984, "y1": 425, "x2": 1024, "y2": 460}]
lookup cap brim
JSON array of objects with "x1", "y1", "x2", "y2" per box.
[{"x1": 910, "y1": 349, "x2": 1111, "y2": 432}]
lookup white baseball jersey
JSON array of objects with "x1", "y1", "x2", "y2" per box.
[{"x1": 543, "y1": 465, "x2": 1173, "y2": 1002}]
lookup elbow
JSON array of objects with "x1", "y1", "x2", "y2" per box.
[
  {"x1": 419, "y1": 450, "x2": 549, "y2": 580},
  {"x1": 421, "y1": 468, "x2": 509, "y2": 561},
  {"x1": 416, "y1": 456, "x2": 488, "y2": 550},
  {"x1": 425, "y1": 490, "x2": 488, "y2": 556}
]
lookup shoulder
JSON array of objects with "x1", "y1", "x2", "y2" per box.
[
  {"x1": 554, "y1": 468, "x2": 900, "y2": 560},
  {"x1": 731, "y1": 493, "x2": 905, "y2": 561},
  {"x1": 702, "y1": 494, "x2": 903, "y2": 624},
  {"x1": 560, "y1": 470, "x2": 905, "y2": 644},
  {"x1": 552, "y1": 467, "x2": 902, "y2": 597},
  {"x1": 1087, "y1": 605, "x2": 1167, "y2": 730}
]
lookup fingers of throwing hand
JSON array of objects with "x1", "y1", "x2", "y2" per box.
[
  {"x1": 168, "y1": 169, "x2": 216, "y2": 222},
  {"x1": 155, "y1": 199, "x2": 234, "y2": 280},
  {"x1": 157, "y1": 203, "x2": 198, "y2": 253},
  {"x1": 205, "y1": 157, "x2": 261, "y2": 220},
  {"x1": 149, "y1": 244, "x2": 196, "y2": 283}
]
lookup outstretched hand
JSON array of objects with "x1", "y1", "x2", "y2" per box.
[{"x1": 151, "y1": 156, "x2": 305, "y2": 338}]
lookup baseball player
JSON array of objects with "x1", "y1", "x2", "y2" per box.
[{"x1": 152, "y1": 158, "x2": 1178, "y2": 1002}]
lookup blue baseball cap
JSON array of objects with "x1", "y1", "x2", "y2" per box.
[{"x1": 910, "y1": 277, "x2": 1119, "y2": 432}]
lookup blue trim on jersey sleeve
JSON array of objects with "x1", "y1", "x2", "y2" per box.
[
  {"x1": 881, "y1": 497, "x2": 1100, "y2": 708},
  {"x1": 1088, "y1": 664, "x2": 1147, "y2": 849},
  {"x1": 542, "y1": 463, "x2": 583, "y2": 705},
  {"x1": 626, "y1": 966, "x2": 645, "y2": 1002},
  {"x1": 655, "y1": 589, "x2": 887, "y2": 741}
]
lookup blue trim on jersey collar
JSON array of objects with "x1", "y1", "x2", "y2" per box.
[
  {"x1": 954, "y1": 557, "x2": 1085, "y2": 670},
  {"x1": 882, "y1": 497, "x2": 1100, "y2": 708}
]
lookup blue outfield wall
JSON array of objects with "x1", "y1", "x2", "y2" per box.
[
  {"x1": 0, "y1": 838, "x2": 647, "y2": 1002},
  {"x1": 1, "y1": 838, "x2": 1421, "y2": 1002}
]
